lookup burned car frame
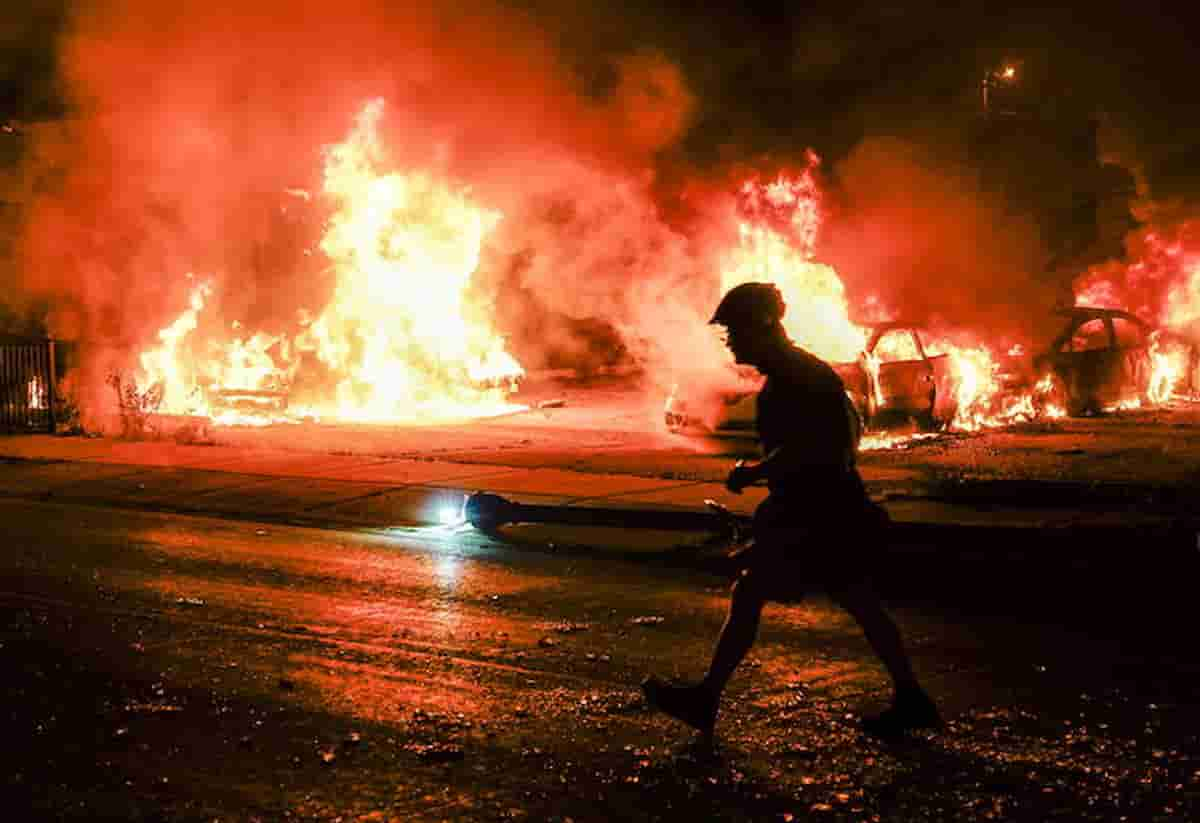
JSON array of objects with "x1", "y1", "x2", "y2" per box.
[
  {"x1": 838, "y1": 323, "x2": 959, "y2": 431},
  {"x1": 1034, "y1": 306, "x2": 1198, "y2": 416},
  {"x1": 665, "y1": 323, "x2": 959, "y2": 435}
]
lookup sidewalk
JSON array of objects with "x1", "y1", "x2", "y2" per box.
[{"x1": 0, "y1": 435, "x2": 1193, "y2": 552}]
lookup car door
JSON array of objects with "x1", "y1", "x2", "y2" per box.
[
  {"x1": 916, "y1": 331, "x2": 958, "y2": 423},
  {"x1": 1047, "y1": 316, "x2": 1115, "y2": 412},
  {"x1": 869, "y1": 328, "x2": 933, "y2": 415},
  {"x1": 1110, "y1": 316, "x2": 1150, "y2": 397}
]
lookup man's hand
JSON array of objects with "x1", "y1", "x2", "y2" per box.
[{"x1": 725, "y1": 460, "x2": 760, "y2": 494}]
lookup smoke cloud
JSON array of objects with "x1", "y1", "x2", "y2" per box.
[
  {"x1": 16, "y1": 0, "x2": 1161, "y2": 429},
  {"x1": 820, "y1": 135, "x2": 1060, "y2": 349},
  {"x1": 15, "y1": 0, "x2": 721, "y2": 422}
]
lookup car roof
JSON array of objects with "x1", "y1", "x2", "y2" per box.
[
  {"x1": 864, "y1": 321, "x2": 926, "y2": 332},
  {"x1": 1055, "y1": 305, "x2": 1147, "y2": 326}
]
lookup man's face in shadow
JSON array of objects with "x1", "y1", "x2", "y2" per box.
[{"x1": 722, "y1": 323, "x2": 771, "y2": 368}]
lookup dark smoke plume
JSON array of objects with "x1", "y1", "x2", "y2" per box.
[{"x1": 821, "y1": 135, "x2": 1060, "y2": 349}]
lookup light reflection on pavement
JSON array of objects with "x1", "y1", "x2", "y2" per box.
[{"x1": 3, "y1": 497, "x2": 1199, "y2": 822}]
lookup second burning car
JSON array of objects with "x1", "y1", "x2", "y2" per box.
[
  {"x1": 665, "y1": 323, "x2": 960, "y2": 435},
  {"x1": 1026, "y1": 306, "x2": 1198, "y2": 416}
]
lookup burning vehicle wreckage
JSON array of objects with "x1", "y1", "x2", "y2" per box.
[
  {"x1": 58, "y1": 97, "x2": 1195, "y2": 457},
  {"x1": 113, "y1": 100, "x2": 529, "y2": 432},
  {"x1": 1022, "y1": 306, "x2": 1199, "y2": 417},
  {"x1": 665, "y1": 310, "x2": 1200, "y2": 446},
  {"x1": 665, "y1": 321, "x2": 960, "y2": 441}
]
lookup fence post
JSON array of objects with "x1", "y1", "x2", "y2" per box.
[{"x1": 47, "y1": 340, "x2": 57, "y2": 433}]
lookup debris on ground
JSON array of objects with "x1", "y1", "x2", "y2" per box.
[
  {"x1": 630, "y1": 615, "x2": 665, "y2": 626},
  {"x1": 404, "y1": 742, "x2": 466, "y2": 762}
]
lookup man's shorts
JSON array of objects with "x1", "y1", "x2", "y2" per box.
[{"x1": 739, "y1": 493, "x2": 890, "y2": 600}]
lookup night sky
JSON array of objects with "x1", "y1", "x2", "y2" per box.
[
  {"x1": 1, "y1": 2, "x2": 67, "y2": 119},
  {"x1": 1, "y1": 0, "x2": 1198, "y2": 392},
  {"x1": 3, "y1": 2, "x2": 1198, "y2": 183},
  {"x1": 545, "y1": 2, "x2": 1199, "y2": 187}
]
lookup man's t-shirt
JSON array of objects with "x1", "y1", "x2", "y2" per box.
[{"x1": 755, "y1": 344, "x2": 868, "y2": 512}]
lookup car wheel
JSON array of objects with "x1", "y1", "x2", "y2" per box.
[
  {"x1": 846, "y1": 391, "x2": 871, "y2": 432},
  {"x1": 1135, "y1": 352, "x2": 1156, "y2": 405},
  {"x1": 915, "y1": 412, "x2": 946, "y2": 432},
  {"x1": 1066, "y1": 382, "x2": 1096, "y2": 416},
  {"x1": 1044, "y1": 370, "x2": 1093, "y2": 417},
  {"x1": 914, "y1": 390, "x2": 942, "y2": 432}
]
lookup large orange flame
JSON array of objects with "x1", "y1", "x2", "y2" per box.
[
  {"x1": 27, "y1": 376, "x2": 47, "y2": 411},
  {"x1": 926, "y1": 340, "x2": 1064, "y2": 429},
  {"x1": 720, "y1": 161, "x2": 868, "y2": 364},
  {"x1": 1072, "y1": 228, "x2": 1200, "y2": 408},
  {"x1": 716, "y1": 166, "x2": 1069, "y2": 449},
  {"x1": 135, "y1": 100, "x2": 523, "y2": 425},
  {"x1": 295, "y1": 99, "x2": 523, "y2": 421},
  {"x1": 1147, "y1": 332, "x2": 1192, "y2": 404}
]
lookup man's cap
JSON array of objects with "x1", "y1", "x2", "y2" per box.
[{"x1": 709, "y1": 282, "x2": 786, "y2": 328}]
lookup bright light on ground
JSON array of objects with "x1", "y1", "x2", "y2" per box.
[{"x1": 435, "y1": 494, "x2": 468, "y2": 527}]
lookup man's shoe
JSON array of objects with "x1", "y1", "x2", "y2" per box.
[
  {"x1": 861, "y1": 688, "x2": 942, "y2": 741},
  {"x1": 641, "y1": 676, "x2": 719, "y2": 736}
]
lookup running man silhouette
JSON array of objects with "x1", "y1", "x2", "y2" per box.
[{"x1": 642, "y1": 282, "x2": 941, "y2": 741}]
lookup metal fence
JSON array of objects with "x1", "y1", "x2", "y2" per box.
[{"x1": 0, "y1": 339, "x2": 56, "y2": 433}]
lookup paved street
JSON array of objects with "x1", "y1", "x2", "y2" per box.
[
  {"x1": 3, "y1": 388, "x2": 1200, "y2": 536},
  {"x1": 5, "y1": 2, "x2": 1200, "y2": 819},
  {"x1": 2, "y1": 396, "x2": 1200, "y2": 821},
  {"x1": 3, "y1": 490, "x2": 1199, "y2": 821}
]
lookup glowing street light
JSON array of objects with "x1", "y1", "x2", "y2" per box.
[
  {"x1": 438, "y1": 498, "x2": 467, "y2": 526},
  {"x1": 982, "y1": 61, "x2": 1021, "y2": 114}
]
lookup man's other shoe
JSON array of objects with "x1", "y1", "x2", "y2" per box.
[
  {"x1": 641, "y1": 676, "x2": 719, "y2": 736},
  {"x1": 862, "y1": 687, "x2": 942, "y2": 741}
]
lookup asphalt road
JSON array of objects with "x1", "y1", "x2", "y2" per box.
[{"x1": 3, "y1": 497, "x2": 1198, "y2": 822}]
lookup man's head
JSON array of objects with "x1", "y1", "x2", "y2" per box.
[{"x1": 710, "y1": 282, "x2": 788, "y2": 367}]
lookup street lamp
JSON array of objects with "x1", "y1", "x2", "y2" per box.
[{"x1": 982, "y1": 62, "x2": 1019, "y2": 114}]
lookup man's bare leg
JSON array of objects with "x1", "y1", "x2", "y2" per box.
[
  {"x1": 831, "y1": 581, "x2": 919, "y2": 691},
  {"x1": 832, "y1": 581, "x2": 941, "y2": 737},
  {"x1": 700, "y1": 572, "x2": 768, "y2": 695},
  {"x1": 642, "y1": 573, "x2": 767, "y2": 735}
]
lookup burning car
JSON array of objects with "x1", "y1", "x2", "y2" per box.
[
  {"x1": 665, "y1": 322, "x2": 960, "y2": 435},
  {"x1": 1029, "y1": 306, "x2": 1198, "y2": 416}
]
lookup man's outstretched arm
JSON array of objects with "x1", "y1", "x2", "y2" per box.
[{"x1": 725, "y1": 447, "x2": 783, "y2": 493}]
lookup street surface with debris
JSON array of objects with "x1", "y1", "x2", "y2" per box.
[{"x1": 2, "y1": 389, "x2": 1199, "y2": 821}]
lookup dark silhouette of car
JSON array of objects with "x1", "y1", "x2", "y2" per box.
[
  {"x1": 1032, "y1": 306, "x2": 1197, "y2": 416},
  {"x1": 664, "y1": 323, "x2": 960, "y2": 435}
]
